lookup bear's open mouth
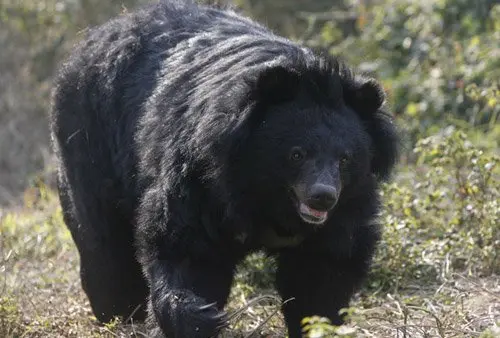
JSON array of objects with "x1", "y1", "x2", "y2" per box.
[{"x1": 298, "y1": 202, "x2": 328, "y2": 225}]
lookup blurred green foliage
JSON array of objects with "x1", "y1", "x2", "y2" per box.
[
  {"x1": 306, "y1": 0, "x2": 500, "y2": 144},
  {"x1": 0, "y1": 0, "x2": 144, "y2": 81}
]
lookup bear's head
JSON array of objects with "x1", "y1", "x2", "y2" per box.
[{"x1": 221, "y1": 55, "x2": 399, "y2": 230}]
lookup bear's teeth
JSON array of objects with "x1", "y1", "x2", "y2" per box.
[{"x1": 300, "y1": 203, "x2": 327, "y2": 218}]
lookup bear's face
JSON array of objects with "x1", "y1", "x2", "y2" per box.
[
  {"x1": 221, "y1": 63, "x2": 397, "y2": 231},
  {"x1": 240, "y1": 100, "x2": 372, "y2": 227}
]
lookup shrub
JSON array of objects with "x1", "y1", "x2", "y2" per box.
[{"x1": 372, "y1": 127, "x2": 499, "y2": 291}]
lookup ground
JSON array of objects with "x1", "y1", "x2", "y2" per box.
[{"x1": 1, "y1": 182, "x2": 499, "y2": 338}]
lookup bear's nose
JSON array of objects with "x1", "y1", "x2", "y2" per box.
[{"x1": 307, "y1": 184, "x2": 338, "y2": 211}]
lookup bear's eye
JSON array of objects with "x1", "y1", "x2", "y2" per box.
[
  {"x1": 289, "y1": 147, "x2": 306, "y2": 162},
  {"x1": 340, "y1": 154, "x2": 350, "y2": 166}
]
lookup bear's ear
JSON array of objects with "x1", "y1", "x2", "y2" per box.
[
  {"x1": 343, "y1": 78, "x2": 386, "y2": 116},
  {"x1": 252, "y1": 66, "x2": 301, "y2": 105},
  {"x1": 221, "y1": 66, "x2": 301, "y2": 162},
  {"x1": 343, "y1": 77, "x2": 399, "y2": 181}
]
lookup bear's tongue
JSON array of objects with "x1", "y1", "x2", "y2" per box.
[{"x1": 299, "y1": 203, "x2": 328, "y2": 220}]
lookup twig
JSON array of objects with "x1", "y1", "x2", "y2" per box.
[
  {"x1": 244, "y1": 297, "x2": 294, "y2": 338},
  {"x1": 226, "y1": 294, "x2": 282, "y2": 323}
]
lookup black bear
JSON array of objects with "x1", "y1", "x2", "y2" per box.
[{"x1": 50, "y1": 0, "x2": 398, "y2": 337}]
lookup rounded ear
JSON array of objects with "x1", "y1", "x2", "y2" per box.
[
  {"x1": 343, "y1": 77, "x2": 399, "y2": 181},
  {"x1": 251, "y1": 65, "x2": 301, "y2": 105},
  {"x1": 343, "y1": 77, "x2": 386, "y2": 115},
  {"x1": 233, "y1": 65, "x2": 302, "y2": 139},
  {"x1": 210, "y1": 65, "x2": 302, "y2": 160}
]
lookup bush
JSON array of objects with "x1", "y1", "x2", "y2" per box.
[{"x1": 371, "y1": 128, "x2": 499, "y2": 291}]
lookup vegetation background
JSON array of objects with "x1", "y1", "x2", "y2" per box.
[{"x1": 0, "y1": 0, "x2": 499, "y2": 337}]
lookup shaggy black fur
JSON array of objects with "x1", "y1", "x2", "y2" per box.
[{"x1": 50, "y1": 1, "x2": 398, "y2": 337}]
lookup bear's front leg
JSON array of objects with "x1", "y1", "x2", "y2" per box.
[
  {"x1": 147, "y1": 258, "x2": 236, "y2": 338},
  {"x1": 275, "y1": 238, "x2": 375, "y2": 338}
]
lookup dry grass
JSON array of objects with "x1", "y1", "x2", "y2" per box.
[
  {"x1": 350, "y1": 277, "x2": 500, "y2": 337},
  {"x1": 1, "y1": 187, "x2": 499, "y2": 338}
]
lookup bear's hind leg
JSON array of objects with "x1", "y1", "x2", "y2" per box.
[{"x1": 57, "y1": 171, "x2": 148, "y2": 323}]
